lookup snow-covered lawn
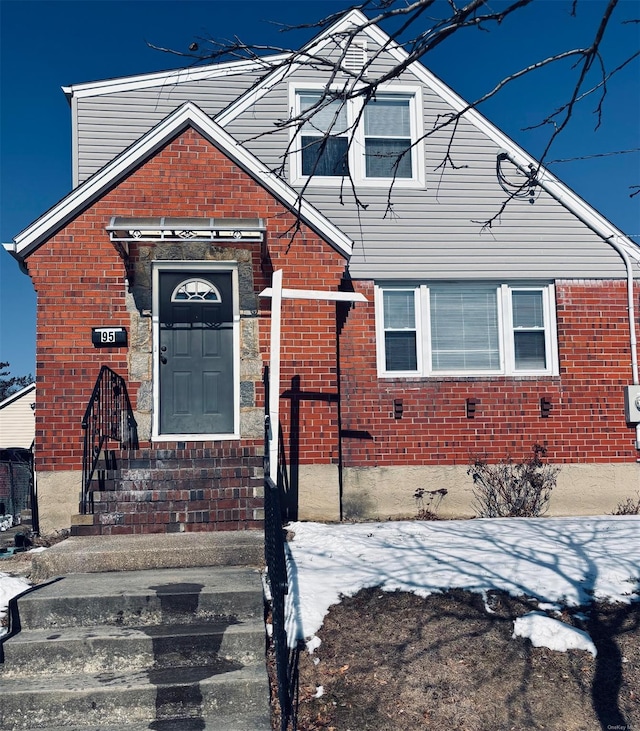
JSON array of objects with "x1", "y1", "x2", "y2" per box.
[
  {"x1": 2, "y1": 516, "x2": 639, "y2": 654},
  {"x1": 284, "y1": 516, "x2": 640, "y2": 655},
  {"x1": 0, "y1": 572, "x2": 31, "y2": 636}
]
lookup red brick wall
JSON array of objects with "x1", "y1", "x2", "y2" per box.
[
  {"x1": 27, "y1": 125, "x2": 634, "y2": 478},
  {"x1": 26, "y1": 127, "x2": 346, "y2": 472},
  {"x1": 340, "y1": 279, "x2": 639, "y2": 467}
]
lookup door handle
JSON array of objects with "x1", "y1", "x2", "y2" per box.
[{"x1": 160, "y1": 355, "x2": 167, "y2": 365}]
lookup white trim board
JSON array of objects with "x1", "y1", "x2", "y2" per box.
[{"x1": 62, "y1": 54, "x2": 288, "y2": 99}]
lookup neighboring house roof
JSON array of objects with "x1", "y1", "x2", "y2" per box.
[
  {"x1": 0, "y1": 383, "x2": 35, "y2": 450},
  {"x1": 4, "y1": 102, "x2": 352, "y2": 261}
]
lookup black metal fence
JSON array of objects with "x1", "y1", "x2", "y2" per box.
[
  {"x1": 263, "y1": 366, "x2": 299, "y2": 731},
  {"x1": 81, "y1": 366, "x2": 138, "y2": 514}
]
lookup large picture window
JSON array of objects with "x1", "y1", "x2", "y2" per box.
[
  {"x1": 376, "y1": 283, "x2": 558, "y2": 377},
  {"x1": 291, "y1": 85, "x2": 424, "y2": 186}
]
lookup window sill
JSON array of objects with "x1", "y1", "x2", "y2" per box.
[
  {"x1": 290, "y1": 174, "x2": 426, "y2": 189},
  {"x1": 377, "y1": 373, "x2": 561, "y2": 381}
]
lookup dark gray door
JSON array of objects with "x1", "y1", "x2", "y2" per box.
[{"x1": 159, "y1": 270, "x2": 234, "y2": 435}]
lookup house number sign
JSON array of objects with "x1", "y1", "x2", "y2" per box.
[{"x1": 91, "y1": 327, "x2": 127, "y2": 347}]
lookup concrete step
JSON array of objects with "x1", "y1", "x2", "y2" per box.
[
  {"x1": 11, "y1": 567, "x2": 264, "y2": 630},
  {"x1": 29, "y1": 532, "x2": 264, "y2": 582},
  {"x1": 0, "y1": 662, "x2": 270, "y2": 730},
  {"x1": 1, "y1": 619, "x2": 266, "y2": 676}
]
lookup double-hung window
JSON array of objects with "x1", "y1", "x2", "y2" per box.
[
  {"x1": 376, "y1": 283, "x2": 558, "y2": 377},
  {"x1": 291, "y1": 86, "x2": 424, "y2": 186},
  {"x1": 382, "y1": 288, "x2": 420, "y2": 372}
]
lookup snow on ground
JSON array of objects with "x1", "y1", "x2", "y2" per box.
[
  {"x1": 0, "y1": 572, "x2": 31, "y2": 636},
  {"x1": 513, "y1": 612, "x2": 598, "y2": 656},
  {"x1": 284, "y1": 516, "x2": 640, "y2": 654},
  {"x1": 1, "y1": 516, "x2": 638, "y2": 654}
]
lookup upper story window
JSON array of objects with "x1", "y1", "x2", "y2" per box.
[
  {"x1": 376, "y1": 283, "x2": 558, "y2": 378},
  {"x1": 290, "y1": 84, "x2": 424, "y2": 187}
]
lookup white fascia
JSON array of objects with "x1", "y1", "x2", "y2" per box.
[
  {"x1": 0, "y1": 382, "x2": 36, "y2": 410},
  {"x1": 62, "y1": 54, "x2": 288, "y2": 99},
  {"x1": 308, "y1": 9, "x2": 634, "y2": 262},
  {"x1": 12, "y1": 102, "x2": 352, "y2": 260}
]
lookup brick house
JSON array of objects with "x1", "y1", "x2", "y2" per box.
[{"x1": 5, "y1": 10, "x2": 640, "y2": 534}]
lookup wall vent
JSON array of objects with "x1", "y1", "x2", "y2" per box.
[{"x1": 342, "y1": 40, "x2": 368, "y2": 76}]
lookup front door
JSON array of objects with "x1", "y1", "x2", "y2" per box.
[{"x1": 158, "y1": 270, "x2": 234, "y2": 435}]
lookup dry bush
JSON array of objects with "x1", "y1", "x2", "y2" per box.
[
  {"x1": 611, "y1": 492, "x2": 640, "y2": 516},
  {"x1": 413, "y1": 488, "x2": 448, "y2": 520},
  {"x1": 468, "y1": 443, "x2": 559, "y2": 518}
]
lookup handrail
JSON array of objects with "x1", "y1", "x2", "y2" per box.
[{"x1": 81, "y1": 366, "x2": 138, "y2": 514}]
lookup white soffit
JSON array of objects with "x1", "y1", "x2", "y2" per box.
[{"x1": 9, "y1": 102, "x2": 352, "y2": 260}]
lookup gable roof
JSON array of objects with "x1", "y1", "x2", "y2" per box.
[
  {"x1": 5, "y1": 102, "x2": 352, "y2": 260},
  {"x1": 215, "y1": 9, "x2": 639, "y2": 264}
]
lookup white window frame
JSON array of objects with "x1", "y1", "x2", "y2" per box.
[
  {"x1": 375, "y1": 286, "x2": 424, "y2": 377},
  {"x1": 289, "y1": 83, "x2": 425, "y2": 188},
  {"x1": 375, "y1": 283, "x2": 559, "y2": 378}
]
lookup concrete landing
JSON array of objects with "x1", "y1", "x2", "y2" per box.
[{"x1": 29, "y1": 531, "x2": 265, "y2": 582}]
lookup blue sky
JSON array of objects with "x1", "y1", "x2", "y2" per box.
[{"x1": 1, "y1": 0, "x2": 638, "y2": 380}]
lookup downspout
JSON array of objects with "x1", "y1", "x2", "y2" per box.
[{"x1": 498, "y1": 152, "x2": 640, "y2": 446}]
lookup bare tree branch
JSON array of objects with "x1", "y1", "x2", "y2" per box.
[{"x1": 151, "y1": 0, "x2": 638, "y2": 230}]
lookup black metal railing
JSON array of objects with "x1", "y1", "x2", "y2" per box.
[
  {"x1": 263, "y1": 366, "x2": 298, "y2": 730},
  {"x1": 81, "y1": 366, "x2": 138, "y2": 514}
]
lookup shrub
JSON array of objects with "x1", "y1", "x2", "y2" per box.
[
  {"x1": 413, "y1": 487, "x2": 448, "y2": 520},
  {"x1": 611, "y1": 492, "x2": 640, "y2": 515},
  {"x1": 468, "y1": 444, "x2": 559, "y2": 518}
]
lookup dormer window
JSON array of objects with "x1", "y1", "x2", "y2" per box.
[{"x1": 290, "y1": 84, "x2": 425, "y2": 188}]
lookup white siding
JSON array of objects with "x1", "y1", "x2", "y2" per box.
[
  {"x1": 0, "y1": 387, "x2": 35, "y2": 449},
  {"x1": 75, "y1": 71, "x2": 266, "y2": 183},
  {"x1": 226, "y1": 57, "x2": 627, "y2": 280}
]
